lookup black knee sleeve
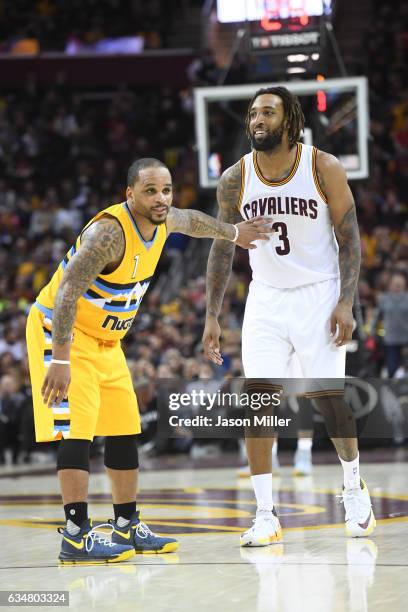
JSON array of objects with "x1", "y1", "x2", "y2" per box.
[
  {"x1": 243, "y1": 380, "x2": 283, "y2": 438},
  {"x1": 297, "y1": 397, "x2": 315, "y2": 430},
  {"x1": 57, "y1": 439, "x2": 91, "y2": 472},
  {"x1": 104, "y1": 435, "x2": 139, "y2": 470}
]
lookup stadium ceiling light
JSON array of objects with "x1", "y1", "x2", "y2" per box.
[
  {"x1": 287, "y1": 54, "x2": 309, "y2": 63},
  {"x1": 287, "y1": 67, "x2": 307, "y2": 74},
  {"x1": 311, "y1": 53, "x2": 320, "y2": 60}
]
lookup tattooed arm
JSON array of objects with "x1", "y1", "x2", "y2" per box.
[
  {"x1": 202, "y1": 162, "x2": 243, "y2": 365},
  {"x1": 53, "y1": 217, "x2": 125, "y2": 351},
  {"x1": 41, "y1": 217, "x2": 125, "y2": 406},
  {"x1": 166, "y1": 203, "x2": 271, "y2": 249},
  {"x1": 316, "y1": 150, "x2": 361, "y2": 346},
  {"x1": 166, "y1": 207, "x2": 235, "y2": 240}
]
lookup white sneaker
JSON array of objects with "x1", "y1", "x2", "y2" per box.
[
  {"x1": 293, "y1": 448, "x2": 313, "y2": 476},
  {"x1": 240, "y1": 509, "x2": 283, "y2": 547},
  {"x1": 340, "y1": 479, "x2": 376, "y2": 538}
]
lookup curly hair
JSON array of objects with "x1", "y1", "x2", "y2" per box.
[{"x1": 245, "y1": 86, "x2": 305, "y2": 148}]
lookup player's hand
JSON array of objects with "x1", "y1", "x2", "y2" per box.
[
  {"x1": 330, "y1": 302, "x2": 353, "y2": 347},
  {"x1": 235, "y1": 217, "x2": 273, "y2": 250},
  {"x1": 203, "y1": 316, "x2": 223, "y2": 365},
  {"x1": 41, "y1": 363, "x2": 71, "y2": 407}
]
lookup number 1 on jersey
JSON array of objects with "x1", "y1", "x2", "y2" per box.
[
  {"x1": 272, "y1": 222, "x2": 290, "y2": 255},
  {"x1": 131, "y1": 255, "x2": 140, "y2": 279}
]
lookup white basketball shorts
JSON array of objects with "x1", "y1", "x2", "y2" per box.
[{"x1": 242, "y1": 278, "x2": 346, "y2": 397}]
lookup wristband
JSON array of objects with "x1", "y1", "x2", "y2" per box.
[
  {"x1": 51, "y1": 359, "x2": 70, "y2": 365},
  {"x1": 231, "y1": 224, "x2": 239, "y2": 243}
]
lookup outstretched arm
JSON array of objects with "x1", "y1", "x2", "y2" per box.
[
  {"x1": 42, "y1": 217, "x2": 125, "y2": 406},
  {"x1": 316, "y1": 150, "x2": 361, "y2": 346},
  {"x1": 166, "y1": 202, "x2": 271, "y2": 249},
  {"x1": 203, "y1": 161, "x2": 243, "y2": 365},
  {"x1": 166, "y1": 206, "x2": 235, "y2": 241}
]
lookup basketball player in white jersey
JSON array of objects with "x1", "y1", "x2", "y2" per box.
[{"x1": 203, "y1": 87, "x2": 376, "y2": 545}]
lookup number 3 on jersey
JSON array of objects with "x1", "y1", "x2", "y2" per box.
[{"x1": 272, "y1": 222, "x2": 290, "y2": 255}]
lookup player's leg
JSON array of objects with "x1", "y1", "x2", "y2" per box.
[
  {"x1": 292, "y1": 280, "x2": 375, "y2": 537},
  {"x1": 57, "y1": 438, "x2": 90, "y2": 530},
  {"x1": 241, "y1": 382, "x2": 285, "y2": 547},
  {"x1": 293, "y1": 396, "x2": 314, "y2": 476},
  {"x1": 242, "y1": 281, "x2": 292, "y2": 474},
  {"x1": 26, "y1": 306, "x2": 135, "y2": 564},
  {"x1": 312, "y1": 395, "x2": 375, "y2": 536},
  {"x1": 56, "y1": 438, "x2": 134, "y2": 564},
  {"x1": 237, "y1": 437, "x2": 280, "y2": 477},
  {"x1": 286, "y1": 355, "x2": 314, "y2": 476},
  {"x1": 97, "y1": 343, "x2": 178, "y2": 553},
  {"x1": 105, "y1": 437, "x2": 138, "y2": 517},
  {"x1": 240, "y1": 282, "x2": 291, "y2": 547}
]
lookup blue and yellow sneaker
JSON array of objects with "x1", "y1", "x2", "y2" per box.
[
  {"x1": 58, "y1": 519, "x2": 135, "y2": 565},
  {"x1": 111, "y1": 512, "x2": 179, "y2": 554}
]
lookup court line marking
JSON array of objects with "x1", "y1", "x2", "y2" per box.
[
  {"x1": 2, "y1": 487, "x2": 408, "y2": 502},
  {"x1": 0, "y1": 499, "x2": 327, "y2": 517},
  {"x1": 0, "y1": 515, "x2": 406, "y2": 535},
  {"x1": 0, "y1": 562, "x2": 407, "y2": 571},
  {"x1": 202, "y1": 486, "x2": 408, "y2": 502},
  {"x1": 281, "y1": 488, "x2": 408, "y2": 501}
]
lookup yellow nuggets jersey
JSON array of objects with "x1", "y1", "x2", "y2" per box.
[{"x1": 35, "y1": 202, "x2": 167, "y2": 340}]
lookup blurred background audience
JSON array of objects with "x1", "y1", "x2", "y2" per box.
[{"x1": 0, "y1": 0, "x2": 407, "y2": 462}]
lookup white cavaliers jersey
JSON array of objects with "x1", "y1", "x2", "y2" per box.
[{"x1": 238, "y1": 143, "x2": 340, "y2": 288}]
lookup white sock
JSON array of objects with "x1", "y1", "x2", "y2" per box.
[
  {"x1": 339, "y1": 453, "x2": 360, "y2": 489},
  {"x1": 297, "y1": 438, "x2": 313, "y2": 451},
  {"x1": 117, "y1": 516, "x2": 131, "y2": 528},
  {"x1": 251, "y1": 473, "x2": 273, "y2": 512},
  {"x1": 66, "y1": 519, "x2": 81, "y2": 535}
]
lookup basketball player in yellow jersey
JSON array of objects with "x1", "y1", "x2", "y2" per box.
[
  {"x1": 26, "y1": 157, "x2": 271, "y2": 564},
  {"x1": 203, "y1": 87, "x2": 376, "y2": 546}
]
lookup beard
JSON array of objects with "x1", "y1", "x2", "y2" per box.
[
  {"x1": 250, "y1": 123, "x2": 285, "y2": 152},
  {"x1": 148, "y1": 211, "x2": 168, "y2": 225}
]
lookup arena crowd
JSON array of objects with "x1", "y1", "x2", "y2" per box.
[{"x1": 0, "y1": 1, "x2": 407, "y2": 461}]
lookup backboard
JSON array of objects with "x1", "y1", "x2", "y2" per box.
[{"x1": 194, "y1": 77, "x2": 369, "y2": 188}]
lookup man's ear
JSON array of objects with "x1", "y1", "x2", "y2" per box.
[{"x1": 126, "y1": 186, "x2": 133, "y2": 200}]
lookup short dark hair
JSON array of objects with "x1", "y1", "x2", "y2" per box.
[
  {"x1": 246, "y1": 86, "x2": 305, "y2": 147},
  {"x1": 127, "y1": 158, "x2": 168, "y2": 186}
]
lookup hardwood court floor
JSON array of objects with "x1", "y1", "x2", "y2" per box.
[{"x1": 0, "y1": 453, "x2": 407, "y2": 612}]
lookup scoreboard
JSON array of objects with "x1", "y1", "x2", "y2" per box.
[
  {"x1": 216, "y1": 0, "x2": 332, "y2": 23},
  {"x1": 217, "y1": 0, "x2": 332, "y2": 56}
]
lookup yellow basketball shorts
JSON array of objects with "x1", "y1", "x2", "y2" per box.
[{"x1": 26, "y1": 304, "x2": 141, "y2": 442}]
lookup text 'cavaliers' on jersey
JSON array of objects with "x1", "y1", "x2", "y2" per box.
[
  {"x1": 35, "y1": 203, "x2": 167, "y2": 340},
  {"x1": 237, "y1": 143, "x2": 340, "y2": 288}
]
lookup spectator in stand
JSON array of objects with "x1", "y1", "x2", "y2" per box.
[
  {"x1": 371, "y1": 272, "x2": 408, "y2": 377},
  {"x1": 0, "y1": 326, "x2": 25, "y2": 362},
  {"x1": 0, "y1": 1, "x2": 407, "y2": 457},
  {"x1": 0, "y1": 373, "x2": 30, "y2": 463},
  {"x1": 0, "y1": 0, "x2": 172, "y2": 53}
]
